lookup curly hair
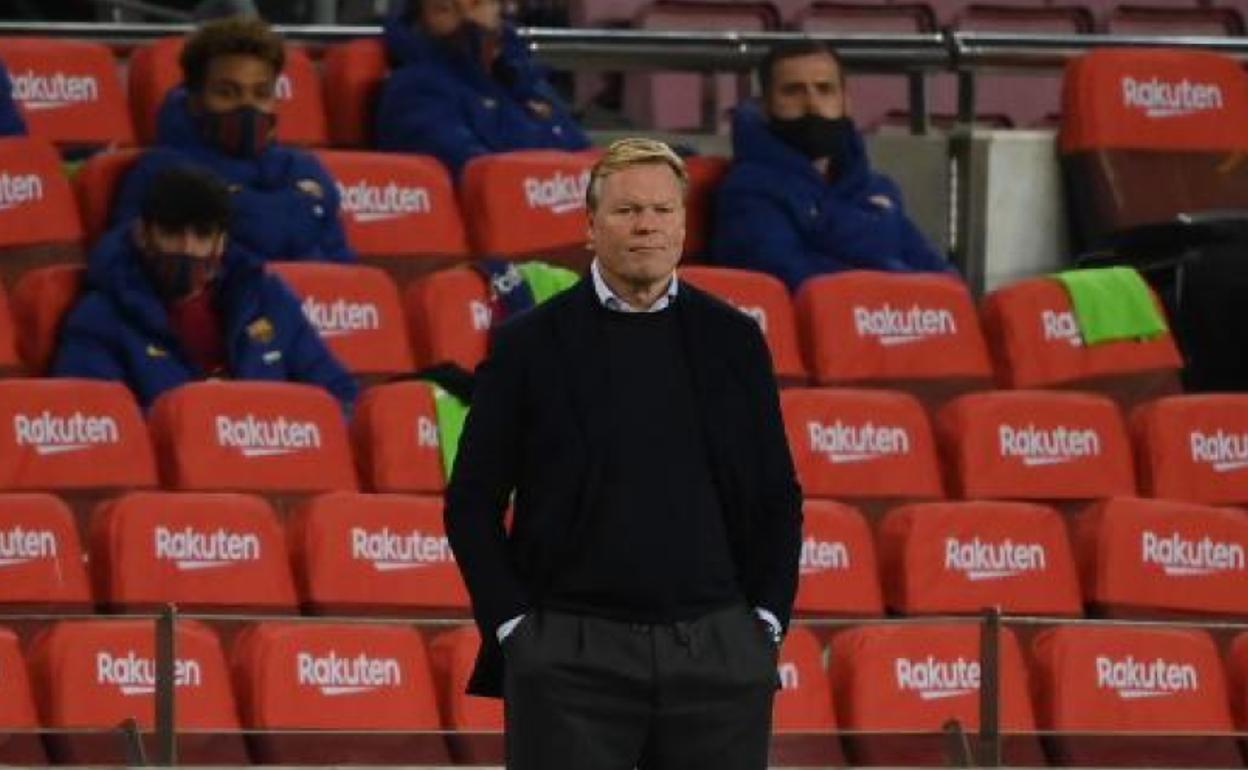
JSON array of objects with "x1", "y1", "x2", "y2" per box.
[{"x1": 180, "y1": 15, "x2": 285, "y2": 93}]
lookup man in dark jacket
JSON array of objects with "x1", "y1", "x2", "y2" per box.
[
  {"x1": 445, "y1": 138, "x2": 802, "y2": 769},
  {"x1": 713, "y1": 40, "x2": 951, "y2": 291},
  {"x1": 0, "y1": 57, "x2": 26, "y2": 136},
  {"x1": 54, "y1": 166, "x2": 357, "y2": 415},
  {"x1": 111, "y1": 15, "x2": 355, "y2": 263},
  {"x1": 375, "y1": 0, "x2": 589, "y2": 178}
]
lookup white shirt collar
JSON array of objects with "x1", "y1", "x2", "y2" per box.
[{"x1": 590, "y1": 259, "x2": 679, "y2": 313}]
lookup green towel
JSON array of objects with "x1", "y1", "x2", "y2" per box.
[
  {"x1": 517, "y1": 261, "x2": 579, "y2": 304},
  {"x1": 431, "y1": 384, "x2": 470, "y2": 482},
  {"x1": 1052, "y1": 267, "x2": 1168, "y2": 345}
]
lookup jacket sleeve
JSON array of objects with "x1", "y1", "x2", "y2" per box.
[
  {"x1": 0, "y1": 63, "x2": 26, "y2": 137},
  {"x1": 270, "y1": 279, "x2": 359, "y2": 416},
  {"x1": 878, "y1": 177, "x2": 955, "y2": 274},
  {"x1": 49, "y1": 301, "x2": 128, "y2": 382},
  {"x1": 296, "y1": 154, "x2": 356, "y2": 263},
  {"x1": 375, "y1": 68, "x2": 490, "y2": 178},
  {"x1": 443, "y1": 321, "x2": 531, "y2": 638}
]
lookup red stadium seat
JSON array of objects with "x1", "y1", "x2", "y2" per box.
[
  {"x1": 0, "y1": 627, "x2": 46, "y2": 764},
  {"x1": 352, "y1": 381, "x2": 445, "y2": 494},
  {"x1": 0, "y1": 493, "x2": 91, "y2": 611},
  {"x1": 289, "y1": 491, "x2": 468, "y2": 614},
  {"x1": 1073, "y1": 496, "x2": 1248, "y2": 618},
  {"x1": 10, "y1": 264, "x2": 83, "y2": 375},
  {"x1": 1031, "y1": 624, "x2": 1240, "y2": 767},
  {"x1": 680, "y1": 266, "x2": 807, "y2": 383},
  {"x1": 27, "y1": 618, "x2": 246, "y2": 764},
  {"x1": 794, "y1": 500, "x2": 883, "y2": 617},
  {"x1": 128, "y1": 36, "x2": 327, "y2": 147},
  {"x1": 936, "y1": 390, "x2": 1135, "y2": 501},
  {"x1": 404, "y1": 266, "x2": 492, "y2": 372},
  {"x1": 829, "y1": 622, "x2": 1041, "y2": 766},
  {"x1": 267, "y1": 261, "x2": 414, "y2": 381},
  {"x1": 148, "y1": 381, "x2": 356, "y2": 495},
  {"x1": 460, "y1": 150, "x2": 597, "y2": 265},
  {"x1": 427, "y1": 625, "x2": 503, "y2": 765},
  {"x1": 0, "y1": 136, "x2": 85, "y2": 286},
  {"x1": 796, "y1": 272, "x2": 992, "y2": 408},
  {"x1": 0, "y1": 283, "x2": 20, "y2": 375},
  {"x1": 1132, "y1": 394, "x2": 1248, "y2": 505},
  {"x1": 231, "y1": 622, "x2": 448, "y2": 764},
  {"x1": 321, "y1": 39, "x2": 387, "y2": 149},
  {"x1": 1222, "y1": 631, "x2": 1248, "y2": 737},
  {"x1": 73, "y1": 148, "x2": 141, "y2": 245},
  {"x1": 771, "y1": 625, "x2": 844, "y2": 767},
  {"x1": 878, "y1": 500, "x2": 1083, "y2": 616},
  {"x1": 89, "y1": 490, "x2": 297, "y2": 613},
  {"x1": 0, "y1": 37, "x2": 133, "y2": 149},
  {"x1": 681, "y1": 155, "x2": 728, "y2": 260},
  {"x1": 313, "y1": 150, "x2": 470, "y2": 281}
]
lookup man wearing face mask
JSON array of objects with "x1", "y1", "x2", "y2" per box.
[
  {"x1": 375, "y1": 0, "x2": 589, "y2": 178},
  {"x1": 712, "y1": 41, "x2": 952, "y2": 291},
  {"x1": 109, "y1": 15, "x2": 355, "y2": 264},
  {"x1": 54, "y1": 166, "x2": 357, "y2": 416}
]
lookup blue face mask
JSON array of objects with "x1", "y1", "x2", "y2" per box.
[{"x1": 198, "y1": 104, "x2": 277, "y2": 159}]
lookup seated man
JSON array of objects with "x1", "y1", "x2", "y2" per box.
[
  {"x1": 110, "y1": 15, "x2": 355, "y2": 263},
  {"x1": 0, "y1": 57, "x2": 26, "y2": 136},
  {"x1": 712, "y1": 40, "x2": 951, "y2": 291},
  {"x1": 375, "y1": 0, "x2": 589, "y2": 178},
  {"x1": 54, "y1": 166, "x2": 357, "y2": 415}
]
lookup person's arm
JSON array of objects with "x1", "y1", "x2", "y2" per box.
[
  {"x1": 876, "y1": 177, "x2": 956, "y2": 274},
  {"x1": 375, "y1": 68, "x2": 490, "y2": 178},
  {"x1": 270, "y1": 278, "x2": 358, "y2": 416},
  {"x1": 295, "y1": 154, "x2": 357, "y2": 263},
  {"x1": 49, "y1": 300, "x2": 127, "y2": 382},
  {"x1": 0, "y1": 62, "x2": 26, "y2": 136}
]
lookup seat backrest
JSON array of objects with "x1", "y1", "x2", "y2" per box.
[
  {"x1": 321, "y1": 39, "x2": 388, "y2": 148},
  {"x1": 936, "y1": 390, "x2": 1135, "y2": 500},
  {"x1": 72, "y1": 148, "x2": 142, "y2": 245},
  {"x1": 267, "y1": 261, "x2": 414, "y2": 378},
  {"x1": 0, "y1": 136, "x2": 84, "y2": 285},
  {"x1": 427, "y1": 625, "x2": 503, "y2": 731},
  {"x1": 0, "y1": 378, "x2": 155, "y2": 491},
  {"x1": 351, "y1": 382, "x2": 445, "y2": 494},
  {"x1": 1223, "y1": 631, "x2": 1248, "y2": 730},
  {"x1": 773, "y1": 625, "x2": 836, "y2": 731},
  {"x1": 404, "y1": 266, "x2": 492, "y2": 372},
  {"x1": 0, "y1": 626, "x2": 41, "y2": 737},
  {"x1": 1105, "y1": 6, "x2": 1243, "y2": 35},
  {"x1": 0, "y1": 493, "x2": 91, "y2": 607},
  {"x1": 1132, "y1": 394, "x2": 1248, "y2": 505},
  {"x1": 89, "y1": 490, "x2": 297, "y2": 612},
  {"x1": 288, "y1": 491, "x2": 467, "y2": 613},
  {"x1": 680, "y1": 266, "x2": 806, "y2": 382},
  {"x1": 0, "y1": 281, "x2": 20, "y2": 373},
  {"x1": 795, "y1": 499, "x2": 883, "y2": 616},
  {"x1": 878, "y1": 500, "x2": 1083, "y2": 616},
  {"x1": 10, "y1": 264, "x2": 84, "y2": 375},
  {"x1": 148, "y1": 381, "x2": 356, "y2": 493},
  {"x1": 681, "y1": 155, "x2": 728, "y2": 259},
  {"x1": 0, "y1": 37, "x2": 133, "y2": 148}
]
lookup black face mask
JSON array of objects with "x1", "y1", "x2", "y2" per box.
[
  {"x1": 197, "y1": 104, "x2": 277, "y2": 159},
  {"x1": 770, "y1": 113, "x2": 855, "y2": 164},
  {"x1": 142, "y1": 248, "x2": 217, "y2": 302}
]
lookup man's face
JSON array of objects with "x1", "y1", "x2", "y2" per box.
[
  {"x1": 765, "y1": 52, "x2": 846, "y2": 120},
  {"x1": 137, "y1": 223, "x2": 226, "y2": 297},
  {"x1": 457, "y1": 0, "x2": 501, "y2": 31},
  {"x1": 588, "y1": 163, "x2": 686, "y2": 290},
  {"x1": 195, "y1": 54, "x2": 278, "y2": 115},
  {"x1": 419, "y1": 0, "x2": 462, "y2": 37}
]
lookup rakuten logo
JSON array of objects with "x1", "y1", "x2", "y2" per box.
[
  {"x1": 350, "y1": 527, "x2": 453, "y2": 572},
  {"x1": 302, "y1": 296, "x2": 380, "y2": 339},
  {"x1": 215, "y1": 415, "x2": 321, "y2": 458},
  {"x1": 96, "y1": 651, "x2": 202, "y2": 696},
  {"x1": 799, "y1": 536, "x2": 849, "y2": 576},
  {"x1": 998, "y1": 424, "x2": 1101, "y2": 467},
  {"x1": 0, "y1": 526, "x2": 56, "y2": 568},
  {"x1": 337, "y1": 180, "x2": 432, "y2": 223},
  {"x1": 853, "y1": 304, "x2": 956, "y2": 346},
  {"x1": 945, "y1": 537, "x2": 1046, "y2": 581},
  {"x1": 1141, "y1": 531, "x2": 1245, "y2": 577},
  {"x1": 1041, "y1": 310, "x2": 1082, "y2": 348},
  {"x1": 807, "y1": 420, "x2": 910, "y2": 464},
  {"x1": 415, "y1": 416, "x2": 439, "y2": 448},
  {"x1": 275, "y1": 74, "x2": 293, "y2": 100},
  {"x1": 469, "y1": 300, "x2": 492, "y2": 332},
  {"x1": 14, "y1": 411, "x2": 120, "y2": 456},
  {"x1": 296, "y1": 651, "x2": 402, "y2": 696},
  {"x1": 0, "y1": 172, "x2": 43, "y2": 211},
  {"x1": 1122, "y1": 76, "x2": 1224, "y2": 119},
  {"x1": 778, "y1": 662, "x2": 799, "y2": 690},
  {"x1": 523, "y1": 170, "x2": 589, "y2": 214},
  {"x1": 1096, "y1": 655, "x2": 1199, "y2": 699},
  {"x1": 10, "y1": 70, "x2": 99, "y2": 110},
  {"x1": 895, "y1": 656, "x2": 979, "y2": 700},
  {"x1": 154, "y1": 526, "x2": 260, "y2": 572},
  {"x1": 1190, "y1": 430, "x2": 1248, "y2": 473}
]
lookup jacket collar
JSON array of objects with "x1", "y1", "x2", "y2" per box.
[{"x1": 730, "y1": 101, "x2": 873, "y2": 196}]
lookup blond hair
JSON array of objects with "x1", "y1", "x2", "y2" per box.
[{"x1": 586, "y1": 138, "x2": 688, "y2": 212}]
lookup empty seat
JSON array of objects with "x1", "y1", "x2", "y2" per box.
[
  {"x1": 794, "y1": 499, "x2": 883, "y2": 617},
  {"x1": 89, "y1": 490, "x2": 297, "y2": 613},
  {"x1": 1222, "y1": 631, "x2": 1248, "y2": 741},
  {"x1": 1074, "y1": 496, "x2": 1248, "y2": 618},
  {"x1": 427, "y1": 625, "x2": 503, "y2": 765},
  {"x1": 878, "y1": 500, "x2": 1083, "y2": 616},
  {"x1": 459, "y1": 150, "x2": 597, "y2": 265},
  {"x1": 72, "y1": 148, "x2": 142, "y2": 244},
  {"x1": 1132, "y1": 394, "x2": 1248, "y2": 505},
  {"x1": 321, "y1": 39, "x2": 387, "y2": 149},
  {"x1": 679, "y1": 266, "x2": 806, "y2": 382},
  {"x1": 289, "y1": 491, "x2": 468, "y2": 614},
  {"x1": 796, "y1": 272, "x2": 993, "y2": 408},
  {"x1": 981, "y1": 275, "x2": 1182, "y2": 410},
  {"x1": 830, "y1": 622, "x2": 1041, "y2": 766},
  {"x1": 148, "y1": 381, "x2": 356, "y2": 495},
  {"x1": 405, "y1": 266, "x2": 492, "y2": 372},
  {"x1": 0, "y1": 627, "x2": 46, "y2": 764},
  {"x1": 1104, "y1": 5, "x2": 1242, "y2": 34},
  {"x1": 10, "y1": 264, "x2": 83, "y2": 375},
  {"x1": 28, "y1": 618, "x2": 246, "y2": 764},
  {"x1": 0, "y1": 493, "x2": 91, "y2": 611},
  {"x1": 0, "y1": 37, "x2": 133, "y2": 149},
  {"x1": 0, "y1": 283, "x2": 19, "y2": 375},
  {"x1": 352, "y1": 382, "x2": 445, "y2": 493},
  {"x1": 231, "y1": 622, "x2": 448, "y2": 764},
  {"x1": 682, "y1": 155, "x2": 729, "y2": 260},
  {"x1": 128, "y1": 36, "x2": 327, "y2": 147},
  {"x1": 1031, "y1": 624, "x2": 1240, "y2": 767},
  {"x1": 771, "y1": 625, "x2": 843, "y2": 767},
  {"x1": 312, "y1": 150, "x2": 470, "y2": 281},
  {"x1": 936, "y1": 390, "x2": 1135, "y2": 501},
  {"x1": 0, "y1": 136, "x2": 85, "y2": 287},
  {"x1": 267, "y1": 261, "x2": 414, "y2": 381}
]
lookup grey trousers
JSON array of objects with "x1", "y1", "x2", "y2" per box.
[{"x1": 502, "y1": 603, "x2": 779, "y2": 770}]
